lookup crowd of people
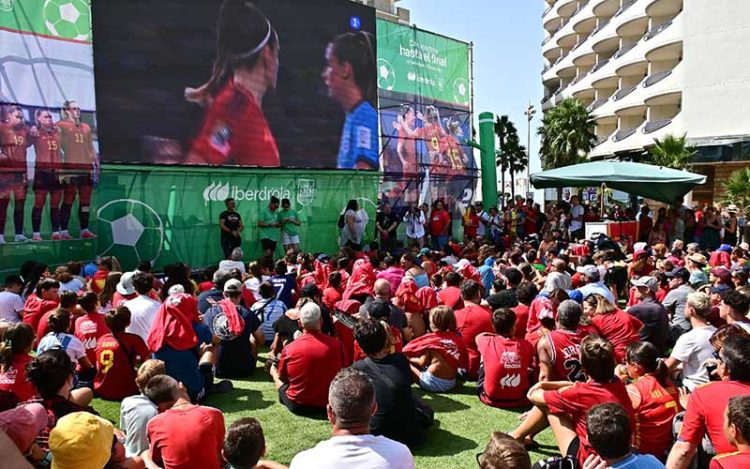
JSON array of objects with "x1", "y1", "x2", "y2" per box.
[{"x1": 0, "y1": 194, "x2": 749, "y2": 469}]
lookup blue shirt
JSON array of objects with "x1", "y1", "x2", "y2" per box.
[
  {"x1": 478, "y1": 265, "x2": 495, "y2": 297},
  {"x1": 250, "y1": 299, "x2": 287, "y2": 345},
  {"x1": 270, "y1": 273, "x2": 296, "y2": 308},
  {"x1": 153, "y1": 323, "x2": 212, "y2": 401},
  {"x1": 337, "y1": 101, "x2": 378, "y2": 169},
  {"x1": 611, "y1": 453, "x2": 665, "y2": 468}
]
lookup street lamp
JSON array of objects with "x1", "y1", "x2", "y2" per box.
[{"x1": 523, "y1": 103, "x2": 536, "y2": 197}]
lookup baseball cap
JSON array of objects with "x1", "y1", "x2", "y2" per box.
[
  {"x1": 709, "y1": 284, "x2": 732, "y2": 295},
  {"x1": 710, "y1": 267, "x2": 733, "y2": 284},
  {"x1": 582, "y1": 265, "x2": 600, "y2": 281},
  {"x1": 49, "y1": 412, "x2": 113, "y2": 469},
  {"x1": 631, "y1": 276, "x2": 658, "y2": 293},
  {"x1": 0, "y1": 403, "x2": 48, "y2": 453},
  {"x1": 419, "y1": 247, "x2": 431, "y2": 257},
  {"x1": 223, "y1": 278, "x2": 242, "y2": 293},
  {"x1": 116, "y1": 271, "x2": 137, "y2": 296},
  {"x1": 317, "y1": 254, "x2": 330, "y2": 263},
  {"x1": 666, "y1": 267, "x2": 690, "y2": 282},
  {"x1": 718, "y1": 244, "x2": 733, "y2": 253}
]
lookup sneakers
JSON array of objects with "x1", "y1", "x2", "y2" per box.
[
  {"x1": 51, "y1": 232, "x2": 62, "y2": 241},
  {"x1": 60, "y1": 231, "x2": 72, "y2": 240},
  {"x1": 14, "y1": 234, "x2": 29, "y2": 243},
  {"x1": 207, "y1": 380, "x2": 234, "y2": 395},
  {"x1": 80, "y1": 229, "x2": 97, "y2": 239},
  {"x1": 0, "y1": 235, "x2": 5, "y2": 245},
  {"x1": 32, "y1": 233, "x2": 43, "y2": 242}
]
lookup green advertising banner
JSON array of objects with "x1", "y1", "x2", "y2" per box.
[
  {"x1": 0, "y1": 0, "x2": 91, "y2": 42},
  {"x1": 376, "y1": 18, "x2": 471, "y2": 108},
  {"x1": 95, "y1": 165, "x2": 381, "y2": 271}
]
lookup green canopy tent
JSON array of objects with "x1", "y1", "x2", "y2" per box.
[{"x1": 530, "y1": 161, "x2": 707, "y2": 204}]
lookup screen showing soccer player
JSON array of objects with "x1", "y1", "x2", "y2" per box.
[{"x1": 92, "y1": 0, "x2": 378, "y2": 170}]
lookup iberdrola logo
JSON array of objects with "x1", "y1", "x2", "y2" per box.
[{"x1": 203, "y1": 181, "x2": 230, "y2": 205}]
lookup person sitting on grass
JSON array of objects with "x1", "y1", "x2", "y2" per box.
[
  {"x1": 36, "y1": 309, "x2": 93, "y2": 377},
  {"x1": 402, "y1": 306, "x2": 468, "y2": 393},
  {"x1": 269, "y1": 302, "x2": 345, "y2": 416},
  {"x1": 0, "y1": 322, "x2": 36, "y2": 404},
  {"x1": 711, "y1": 395, "x2": 750, "y2": 468},
  {"x1": 353, "y1": 301, "x2": 404, "y2": 362},
  {"x1": 583, "y1": 403, "x2": 665, "y2": 469},
  {"x1": 120, "y1": 359, "x2": 165, "y2": 458},
  {"x1": 476, "y1": 432, "x2": 531, "y2": 469},
  {"x1": 476, "y1": 307, "x2": 535, "y2": 409},
  {"x1": 143, "y1": 375, "x2": 225, "y2": 469},
  {"x1": 74, "y1": 291, "x2": 108, "y2": 383},
  {"x1": 94, "y1": 306, "x2": 150, "y2": 400},
  {"x1": 584, "y1": 293, "x2": 643, "y2": 363},
  {"x1": 223, "y1": 417, "x2": 288, "y2": 469},
  {"x1": 251, "y1": 281, "x2": 288, "y2": 346},
  {"x1": 537, "y1": 299, "x2": 590, "y2": 383},
  {"x1": 35, "y1": 289, "x2": 77, "y2": 340},
  {"x1": 289, "y1": 369, "x2": 415, "y2": 469},
  {"x1": 454, "y1": 280, "x2": 494, "y2": 380},
  {"x1": 510, "y1": 336, "x2": 634, "y2": 466}
]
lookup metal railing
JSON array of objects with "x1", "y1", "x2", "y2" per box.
[
  {"x1": 645, "y1": 19, "x2": 673, "y2": 41},
  {"x1": 588, "y1": 97, "x2": 608, "y2": 111},
  {"x1": 596, "y1": 134, "x2": 611, "y2": 145},
  {"x1": 613, "y1": 127, "x2": 638, "y2": 142},
  {"x1": 591, "y1": 18, "x2": 611, "y2": 36},
  {"x1": 591, "y1": 58, "x2": 610, "y2": 73},
  {"x1": 613, "y1": 40, "x2": 638, "y2": 59},
  {"x1": 614, "y1": 0, "x2": 636, "y2": 17},
  {"x1": 643, "y1": 70, "x2": 672, "y2": 87},
  {"x1": 643, "y1": 119, "x2": 672, "y2": 134},
  {"x1": 613, "y1": 85, "x2": 637, "y2": 101}
]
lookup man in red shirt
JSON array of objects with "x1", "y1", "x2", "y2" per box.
[
  {"x1": 511, "y1": 336, "x2": 634, "y2": 466},
  {"x1": 429, "y1": 200, "x2": 451, "y2": 250},
  {"x1": 269, "y1": 302, "x2": 345, "y2": 415},
  {"x1": 437, "y1": 272, "x2": 463, "y2": 310},
  {"x1": 523, "y1": 199, "x2": 538, "y2": 237},
  {"x1": 710, "y1": 395, "x2": 750, "y2": 469},
  {"x1": 22, "y1": 278, "x2": 60, "y2": 331},
  {"x1": 538, "y1": 300, "x2": 589, "y2": 382},
  {"x1": 454, "y1": 280, "x2": 494, "y2": 380},
  {"x1": 476, "y1": 308, "x2": 535, "y2": 408},
  {"x1": 144, "y1": 375, "x2": 225, "y2": 469},
  {"x1": 667, "y1": 335, "x2": 750, "y2": 469}
]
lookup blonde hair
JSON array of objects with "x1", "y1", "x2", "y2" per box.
[{"x1": 135, "y1": 359, "x2": 166, "y2": 392}]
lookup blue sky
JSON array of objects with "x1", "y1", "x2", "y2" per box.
[{"x1": 399, "y1": 0, "x2": 545, "y2": 177}]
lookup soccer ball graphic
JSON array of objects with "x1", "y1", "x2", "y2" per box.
[
  {"x1": 377, "y1": 59, "x2": 396, "y2": 91},
  {"x1": 43, "y1": 0, "x2": 91, "y2": 41},
  {"x1": 453, "y1": 78, "x2": 470, "y2": 106},
  {"x1": 97, "y1": 199, "x2": 164, "y2": 268}
]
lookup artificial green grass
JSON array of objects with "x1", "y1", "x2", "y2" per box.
[{"x1": 93, "y1": 367, "x2": 561, "y2": 468}]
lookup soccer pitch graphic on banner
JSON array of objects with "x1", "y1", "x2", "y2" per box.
[
  {"x1": 95, "y1": 165, "x2": 380, "y2": 271},
  {"x1": 376, "y1": 19, "x2": 478, "y2": 223},
  {"x1": 0, "y1": 0, "x2": 98, "y2": 271}
]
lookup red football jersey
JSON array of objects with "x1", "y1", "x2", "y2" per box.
[
  {"x1": 398, "y1": 127, "x2": 418, "y2": 175},
  {"x1": 591, "y1": 310, "x2": 643, "y2": 362},
  {"x1": 630, "y1": 374, "x2": 681, "y2": 459},
  {"x1": 94, "y1": 332, "x2": 149, "y2": 400},
  {"x1": 56, "y1": 120, "x2": 94, "y2": 169},
  {"x1": 22, "y1": 295, "x2": 59, "y2": 332},
  {"x1": 0, "y1": 354, "x2": 35, "y2": 402},
  {"x1": 710, "y1": 450, "x2": 750, "y2": 469},
  {"x1": 278, "y1": 331, "x2": 345, "y2": 408},
  {"x1": 512, "y1": 304, "x2": 530, "y2": 340},
  {"x1": 477, "y1": 334, "x2": 535, "y2": 408},
  {"x1": 525, "y1": 296, "x2": 556, "y2": 348},
  {"x1": 32, "y1": 127, "x2": 63, "y2": 170},
  {"x1": 454, "y1": 304, "x2": 494, "y2": 379},
  {"x1": 546, "y1": 328, "x2": 589, "y2": 382},
  {"x1": 75, "y1": 313, "x2": 110, "y2": 365},
  {"x1": 190, "y1": 81, "x2": 279, "y2": 167},
  {"x1": 0, "y1": 123, "x2": 30, "y2": 171}
]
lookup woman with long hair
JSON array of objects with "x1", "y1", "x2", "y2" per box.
[
  {"x1": 98, "y1": 271, "x2": 122, "y2": 311},
  {"x1": 186, "y1": 0, "x2": 280, "y2": 167},
  {"x1": 0, "y1": 323, "x2": 37, "y2": 403},
  {"x1": 584, "y1": 294, "x2": 643, "y2": 362},
  {"x1": 29, "y1": 108, "x2": 63, "y2": 241},
  {"x1": 340, "y1": 199, "x2": 364, "y2": 250}
]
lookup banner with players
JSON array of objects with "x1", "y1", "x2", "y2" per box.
[
  {"x1": 375, "y1": 19, "x2": 477, "y2": 219},
  {"x1": 91, "y1": 0, "x2": 379, "y2": 170},
  {"x1": 0, "y1": 0, "x2": 98, "y2": 270},
  {"x1": 95, "y1": 165, "x2": 381, "y2": 270}
]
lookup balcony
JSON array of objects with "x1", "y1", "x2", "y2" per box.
[
  {"x1": 613, "y1": 127, "x2": 638, "y2": 142},
  {"x1": 613, "y1": 40, "x2": 639, "y2": 60},
  {"x1": 643, "y1": 119, "x2": 672, "y2": 134},
  {"x1": 588, "y1": 97, "x2": 608, "y2": 111},
  {"x1": 645, "y1": 19, "x2": 673, "y2": 41},
  {"x1": 646, "y1": 0, "x2": 683, "y2": 18},
  {"x1": 643, "y1": 69, "x2": 672, "y2": 87},
  {"x1": 591, "y1": 58, "x2": 610, "y2": 74},
  {"x1": 613, "y1": 85, "x2": 638, "y2": 101},
  {"x1": 614, "y1": 0, "x2": 636, "y2": 18}
]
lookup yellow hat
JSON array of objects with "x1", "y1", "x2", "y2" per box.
[{"x1": 49, "y1": 412, "x2": 113, "y2": 469}]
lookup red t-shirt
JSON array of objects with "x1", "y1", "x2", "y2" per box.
[
  {"x1": 94, "y1": 332, "x2": 149, "y2": 400},
  {"x1": 591, "y1": 310, "x2": 643, "y2": 362},
  {"x1": 546, "y1": 328, "x2": 589, "y2": 382},
  {"x1": 544, "y1": 380, "x2": 635, "y2": 465},
  {"x1": 22, "y1": 295, "x2": 59, "y2": 332},
  {"x1": 710, "y1": 450, "x2": 750, "y2": 469},
  {"x1": 524, "y1": 208, "x2": 538, "y2": 235},
  {"x1": 36, "y1": 310, "x2": 55, "y2": 340},
  {"x1": 322, "y1": 287, "x2": 342, "y2": 311},
  {"x1": 112, "y1": 291, "x2": 137, "y2": 308},
  {"x1": 477, "y1": 334, "x2": 535, "y2": 408},
  {"x1": 464, "y1": 213, "x2": 479, "y2": 238},
  {"x1": 56, "y1": 120, "x2": 94, "y2": 168},
  {"x1": 278, "y1": 331, "x2": 345, "y2": 408},
  {"x1": 0, "y1": 124, "x2": 30, "y2": 172},
  {"x1": 190, "y1": 81, "x2": 280, "y2": 167},
  {"x1": 679, "y1": 380, "x2": 750, "y2": 454},
  {"x1": 512, "y1": 304, "x2": 530, "y2": 340},
  {"x1": 430, "y1": 209, "x2": 451, "y2": 237},
  {"x1": 525, "y1": 296, "x2": 556, "y2": 348},
  {"x1": 0, "y1": 354, "x2": 35, "y2": 401},
  {"x1": 147, "y1": 404, "x2": 225, "y2": 469},
  {"x1": 32, "y1": 127, "x2": 62, "y2": 170},
  {"x1": 437, "y1": 286, "x2": 463, "y2": 310},
  {"x1": 75, "y1": 313, "x2": 110, "y2": 364},
  {"x1": 630, "y1": 375, "x2": 681, "y2": 459},
  {"x1": 454, "y1": 304, "x2": 494, "y2": 379}
]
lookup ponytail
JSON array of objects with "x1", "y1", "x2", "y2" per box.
[
  {"x1": 0, "y1": 323, "x2": 35, "y2": 370},
  {"x1": 625, "y1": 341, "x2": 669, "y2": 386}
]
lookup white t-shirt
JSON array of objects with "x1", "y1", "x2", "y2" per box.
[
  {"x1": 59, "y1": 278, "x2": 85, "y2": 293},
  {"x1": 404, "y1": 212, "x2": 425, "y2": 239},
  {"x1": 477, "y1": 211, "x2": 490, "y2": 237},
  {"x1": 123, "y1": 295, "x2": 162, "y2": 342},
  {"x1": 218, "y1": 260, "x2": 246, "y2": 274},
  {"x1": 120, "y1": 394, "x2": 158, "y2": 457},
  {"x1": 544, "y1": 271, "x2": 572, "y2": 293},
  {"x1": 669, "y1": 325, "x2": 717, "y2": 391},
  {"x1": 37, "y1": 333, "x2": 86, "y2": 363},
  {"x1": 243, "y1": 276, "x2": 269, "y2": 302},
  {"x1": 289, "y1": 434, "x2": 414, "y2": 469},
  {"x1": 0, "y1": 291, "x2": 24, "y2": 323},
  {"x1": 569, "y1": 205, "x2": 584, "y2": 232},
  {"x1": 341, "y1": 209, "x2": 365, "y2": 246}
]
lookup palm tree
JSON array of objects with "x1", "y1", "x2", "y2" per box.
[
  {"x1": 506, "y1": 137, "x2": 528, "y2": 200},
  {"x1": 647, "y1": 134, "x2": 696, "y2": 169},
  {"x1": 722, "y1": 167, "x2": 750, "y2": 216},
  {"x1": 495, "y1": 115, "x2": 520, "y2": 207}
]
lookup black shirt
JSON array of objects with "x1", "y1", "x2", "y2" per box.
[
  {"x1": 203, "y1": 304, "x2": 260, "y2": 378},
  {"x1": 351, "y1": 354, "x2": 426, "y2": 448},
  {"x1": 628, "y1": 297, "x2": 670, "y2": 355},
  {"x1": 219, "y1": 210, "x2": 242, "y2": 239},
  {"x1": 376, "y1": 212, "x2": 400, "y2": 236}
]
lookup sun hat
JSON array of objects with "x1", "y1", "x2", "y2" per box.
[
  {"x1": 49, "y1": 412, "x2": 113, "y2": 469},
  {"x1": 116, "y1": 271, "x2": 137, "y2": 296},
  {"x1": 666, "y1": 267, "x2": 690, "y2": 282},
  {"x1": 687, "y1": 253, "x2": 707, "y2": 266},
  {"x1": 0, "y1": 403, "x2": 48, "y2": 453}
]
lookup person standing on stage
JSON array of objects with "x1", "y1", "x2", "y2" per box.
[
  {"x1": 279, "y1": 198, "x2": 301, "y2": 253},
  {"x1": 57, "y1": 100, "x2": 97, "y2": 239},
  {"x1": 0, "y1": 105, "x2": 31, "y2": 244},
  {"x1": 219, "y1": 197, "x2": 243, "y2": 259},
  {"x1": 258, "y1": 196, "x2": 281, "y2": 258},
  {"x1": 30, "y1": 109, "x2": 63, "y2": 241}
]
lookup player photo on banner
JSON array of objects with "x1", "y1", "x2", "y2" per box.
[
  {"x1": 92, "y1": 0, "x2": 379, "y2": 170},
  {"x1": 0, "y1": 0, "x2": 99, "y2": 245}
]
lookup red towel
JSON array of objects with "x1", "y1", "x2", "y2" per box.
[
  {"x1": 219, "y1": 298, "x2": 244, "y2": 336},
  {"x1": 402, "y1": 331, "x2": 468, "y2": 371},
  {"x1": 147, "y1": 294, "x2": 199, "y2": 352}
]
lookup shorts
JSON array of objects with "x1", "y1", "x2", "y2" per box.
[
  {"x1": 278, "y1": 383, "x2": 326, "y2": 416},
  {"x1": 62, "y1": 173, "x2": 93, "y2": 186},
  {"x1": 281, "y1": 232, "x2": 300, "y2": 245},
  {"x1": 260, "y1": 238, "x2": 277, "y2": 252},
  {"x1": 418, "y1": 370, "x2": 456, "y2": 393},
  {"x1": 565, "y1": 436, "x2": 580, "y2": 459},
  {"x1": 33, "y1": 170, "x2": 62, "y2": 191},
  {"x1": 0, "y1": 173, "x2": 26, "y2": 199}
]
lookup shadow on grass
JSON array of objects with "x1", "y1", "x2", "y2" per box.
[
  {"x1": 206, "y1": 387, "x2": 273, "y2": 412},
  {"x1": 413, "y1": 422, "x2": 478, "y2": 457},
  {"x1": 415, "y1": 392, "x2": 471, "y2": 413}
]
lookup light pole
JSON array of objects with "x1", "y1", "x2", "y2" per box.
[{"x1": 523, "y1": 104, "x2": 536, "y2": 198}]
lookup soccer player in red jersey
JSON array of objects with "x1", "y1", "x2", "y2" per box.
[
  {"x1": 56, "y1": 100, "x2": 97, "y2": 239},
  {"x1": 186, "y1": 1, "x2": 280, "y2": 168},
  {"x1": 454, "y1": 280, "x2": 494, "y2": 380},
  {"x1": 476, "y1": 308, "x2": 535, "y2": 408},
  {"x1": 584, "y1": 293, "x2": 643, "y2": 362},
  {"x1": 0, "y1": 105, "x2": 31, "y2": 243},
  {"x1": 668, "y1": 335, "x2": 750, "y2": 468},
  {"x1": 511, "y1": 335, "x2": 634, "y2": 466},
  {"x1": 391, "y1": 104, "x2": 421, "y2": 202},
  {"x1": 29, "y1": 109, "x2": 63, "y2": 241},
  {"x1": 73, "y1": 292, "x2": 109, "y2": 372},
  {"x1": 538, "y1": 300, "x2": 590, "y2": 383},
  {"x1": 710, "y1": 395, "x2": 750, "y2": 469},
  {"x1": 94, "y1": 306, "x2": 149, "y2": 400},
  {"x1": 619, "y1": 341, "x2": 681, "y2": 461}
]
